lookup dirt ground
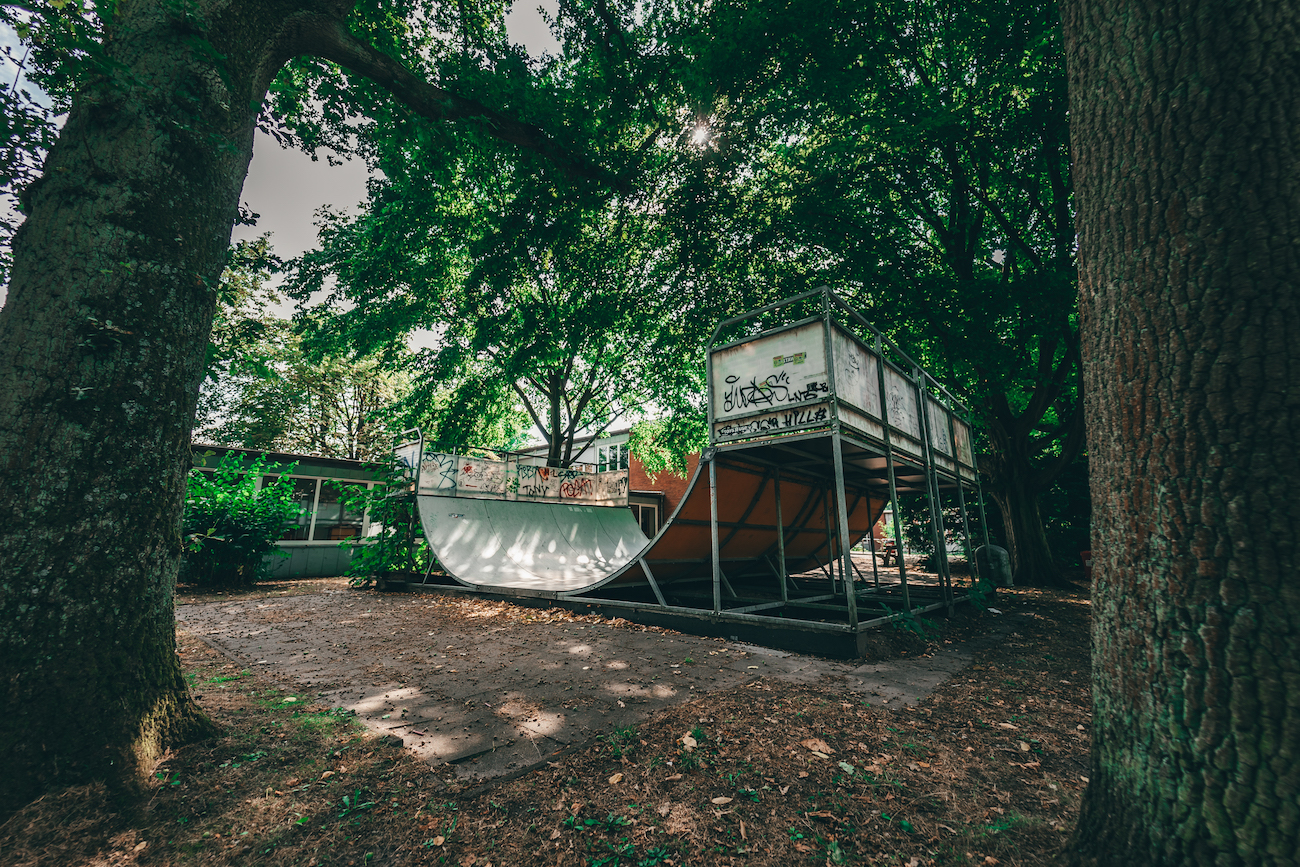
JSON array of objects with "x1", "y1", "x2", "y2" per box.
[
  {"x1": 173, "y1": 581, "x2": 1013, "y2": 780},
  {"x1": 1, "y1": 580, "x2": 1091, "y2": 867}
]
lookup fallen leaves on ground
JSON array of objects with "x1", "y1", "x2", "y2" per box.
[{"x1": 2, "y1": 583, "x2": 1090, "y2": 867}]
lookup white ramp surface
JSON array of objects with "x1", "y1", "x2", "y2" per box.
[{"x1": 417, "y1": 496, "x2": 650, "y2": 593}]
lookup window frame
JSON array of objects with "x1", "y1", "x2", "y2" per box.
[{"x1": 255, "y1": 473, "x2": 378, "y2": 546}]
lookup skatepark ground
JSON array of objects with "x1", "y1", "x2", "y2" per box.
[{"x1": 1, "y1": 577, "x2": 1092, "y2": 867}]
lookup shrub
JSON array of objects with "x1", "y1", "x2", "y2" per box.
[
  {"x1": 335, "y1": 458, "x2": 435, "y2": 586},
  {"x1": 181, "y1": 453, "x2": 301, "y2": 587}
]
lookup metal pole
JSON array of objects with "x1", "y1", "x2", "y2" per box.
[
  {"x1": 867, "y1": 506, "x2": 881, "y2": 588},
  {"x1": 832, "y1": 432, "x2": 859, "y2": 629},
  {"x1": 774, "y1": 467, "x2": 789, "y2": 603},
  {"x1": 915, "y1": 370, "x2": 954, "y2": 614},
  {"x1": 818, "y1": 289, "x2": 841, "y2": 598},
  {"x1": 822, "y1": 486, "x2": 836, "y2": 593},
  {"x1": 946, "y1": 409, "x2": 977, "y2": 591},
  {"x1": 709, "y1": 455, "x2": 722, "y2": 615},
  {"x1": 874, "y1": 337, "x2": 912, "y2": 611},
  {"x1": 976, "y1": 484, "x2": 992, "y2": 548},
  {"x1": 954, "y1": 482, "x2": 975, "y2": 589},
  {"x1": 415, "y1": 428, "x2": 425, "y2": 495}
]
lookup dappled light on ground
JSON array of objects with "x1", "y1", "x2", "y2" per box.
[
  {"x1": 1, "y1": 583, "x2": 1090, "y2": 865},
  {"x1": 176, "y1": 588, "x2": 995, "y2": 780}
]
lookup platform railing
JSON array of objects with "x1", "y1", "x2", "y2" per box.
[{"x1": 392, "y1": 431, "x2": 629, "y2": 507}]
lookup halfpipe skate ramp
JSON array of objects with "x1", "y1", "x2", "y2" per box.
[
  {"x1": 415, "y1": 449, "x2": 885, "y2": 598},
  {"x1": 416, "y1": 496, "x2": 648, "y2": 593}
]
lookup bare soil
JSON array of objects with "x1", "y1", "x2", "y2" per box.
[{"x1": 1, "y1": 581, "x2": 1090, "y2": 867}]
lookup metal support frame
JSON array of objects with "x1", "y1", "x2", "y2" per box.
[
  {"x1": 709, "y1": 455, "x2": 722, "y2": 615},
  {"x1": 914, "y1": 367, "x2": 955, "y2": 616},
  {"x1": 873, "y1": 332, "x2": 912, "y2": 611},
  {"x1": 831, "y1": 433, "x2": 859, "y2": 628},
  {"x1": 944, "y1": 408, "x2": 977, "y2": 590},
  {"x1": 977, "y1": 486, "x2": 992, "y2": 549},
  {"x1": 866, "y1": 513, "x2": 882, "y2": 588},
  {"x1": 774, "y1": 467, "x2": 789, "y2": 603},
  {"x1": 822, "y1": 486, "x2": 837, "y2": 593},
  {"x1": 719, "y1": 567, "x2": 738, "y2": 600},
  {"x1": 640, "y1": 558, "x2": 668, "y2": 606},
  {"x1": 404, "y1": 287, "x2": 988, "y2": 650}
]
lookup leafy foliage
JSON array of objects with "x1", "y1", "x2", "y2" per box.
[
  {"x1": 279, "y1": 0, "x2": 1084, "y2": 580},
  {"x1": 627, "y1": 417, "x2": 707, "y2": 480},
  {"x1": 181, "y1": 453, "x2": 301, "y2": 587},
  {"x1": 642, "y1": 0, "x2": 1086, "y2": 581},
  {"x1": 5, "y1": 0, "x2": 1086, "y2": 578},
  {"x1": 195, "y1": 237, "x2": 409, "y2": 461},
  {"x1": 287, "y1": 93, "x2": 703, "y2": 463},
  {"x1": 333, "y1": 462, "x2": 435, "y2": 584},
  {"x1": 0, "y1": 3, "x2": 104, "y2": 287}
]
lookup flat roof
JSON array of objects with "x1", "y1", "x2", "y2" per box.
[{"x1": 191, "y1": 443, "x2": 384, "y2": 480}]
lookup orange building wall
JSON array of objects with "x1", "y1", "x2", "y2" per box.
[{"x1": 630, "y1": 453, "x2": 700, "y2": 517}]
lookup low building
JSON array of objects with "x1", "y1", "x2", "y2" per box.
[
  {"x1": 187, "y1": 434, "x2": 702, "y2": 580},
  {"x1": 190, "y1": 444, "x2": 384, "y2": 579}
]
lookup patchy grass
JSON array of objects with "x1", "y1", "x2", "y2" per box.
[{"x1": 2, "y1": 583, "x2": 1089, "y2": 866}]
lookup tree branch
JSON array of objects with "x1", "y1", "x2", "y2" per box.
[
  {"x1": 511, "y1": 379, "x2": 549, "y2": 439},
  {"x1": 297, "y1": 15, "x2": 606, "y2": 184}
]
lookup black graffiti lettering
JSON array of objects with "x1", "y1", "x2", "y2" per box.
[
  {"x1": 718, "y1": 403, "x2": 831, "y2": 439},
  {"x1": 722, "y1": 371, "x2": 833, "y2": 414},
  {"x1": 722, "y1": 371, "x2": 794, "y2": 412},
  {"x1": 788, "y1": 380, "x2": 829, "y2": 402}
]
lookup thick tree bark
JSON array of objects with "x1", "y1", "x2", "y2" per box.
[
  {"x1": 0, "y1": 0, "x2": 583, "y2": 813},
  {"x1": 1061, "y1": 1, "x2": 1300, "y2": 863},
  {"x1": 0, "y1": 1, "x2": 280, "y2": 812}
]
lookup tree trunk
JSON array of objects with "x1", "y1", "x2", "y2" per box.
[
  {"x1": 0, "y1": 0, "x2": 340, "y2": 812},
  {"x1": 1062, "y1": 1, "x2": 1300, "y2": 862},
  {"x1": 547, "y1": 373, "x2": 564, "y2": 466},
  {"x1": 986, "y1": 464, "x2": 1058, "y2": 587},
  {"x1": 981, "y1": 395, "x2": 1085, "y2": 587},
  {"x1": 0, "y1": 0, "x2": 587, "y2": 812}
]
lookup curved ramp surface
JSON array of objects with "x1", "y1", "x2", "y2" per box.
[
  {"x1": 418, "y1": 447, "x2": 887, "y2": 596},
  {"x1": 417, "y1": 496, "x2": 649, "y2": 593},
  {"x1": 620, "y1": 457, "x2": 885, "y2": 589}
]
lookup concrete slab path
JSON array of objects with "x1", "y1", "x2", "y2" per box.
[{"x1": 177, "y1": 591, "x2": 1005, "y2": 783}]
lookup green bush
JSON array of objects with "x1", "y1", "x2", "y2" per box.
[
  {"x1": 335, "y1": 459, "x2": 435, "y2": 586},
  {"x1": 181, "y1": 453, "x2": 301, "y2": 587}
]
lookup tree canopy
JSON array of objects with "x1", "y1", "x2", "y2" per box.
[
  {"x1": 196, "y1": 237, "x2": 409, "y2": 461},
  {"x1": 283, "y1": 0, "x2": 1086, "y2": 579}
]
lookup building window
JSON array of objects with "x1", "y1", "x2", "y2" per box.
[
  {"x1": 598, "y1": 443, "x2": 629, "y2": 472},
  {"x1": 277, "y1": 477, "x2": 319, "y2": 541},
  {"x1": 630, "y1": 502, "x2": 658, "y2": 537},
  {"x1": 312, "y1": 481, "x2": 367, "y2": 540}
]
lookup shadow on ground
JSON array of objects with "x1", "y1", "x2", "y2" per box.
[{"x1": 177, "y1": 589, "x2": 1012, "y2": 782}]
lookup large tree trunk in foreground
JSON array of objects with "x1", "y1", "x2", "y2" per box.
[
  {"x1": 0, "y1": 1, "x2": 302, "y2": 813},
  {"x1": 1062, "y1": 1, "x2": 1300, "y2": 862},
  {"x1": 0, "y1": 0, "x2": 580, "y2": 813}
]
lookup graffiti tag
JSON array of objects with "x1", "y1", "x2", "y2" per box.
[
  {"x1": 715, "y1": 405, "x2": 830, "y2": 440},
  {"x1": 721, "y1": 371, "x2": 829, "y2": 413}
]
